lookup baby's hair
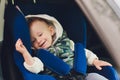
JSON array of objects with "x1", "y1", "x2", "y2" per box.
[{"x1": 26, "y1": 17, "x2": 55, "y2": 28}]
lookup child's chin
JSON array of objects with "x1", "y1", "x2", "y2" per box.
[{"x1": 40, "y1": 46, "x2": 48, "y2": 49}]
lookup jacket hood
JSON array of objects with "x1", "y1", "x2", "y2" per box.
[{"x1": 25, "y1": 14, "x2": 63, "y2": 45}]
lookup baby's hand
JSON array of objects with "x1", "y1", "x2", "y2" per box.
[
  {"x1": 15, "y1": 38, "x2": 28, "y2": 55},
  {"x1": 93, "y1": 59, "x2": 112, "y2": 70}
]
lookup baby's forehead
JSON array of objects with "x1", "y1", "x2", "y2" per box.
[{"x1": 27, "y1": 17, "x2": 56, "y2": 30}]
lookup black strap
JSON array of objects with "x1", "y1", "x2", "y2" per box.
[{"x1": 55, "y1": 69, "x2": 86, "y2": 80}]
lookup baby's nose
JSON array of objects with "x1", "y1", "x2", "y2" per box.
[{"x1": 36, "y1": 38, "x2": 42, "y2": 43}]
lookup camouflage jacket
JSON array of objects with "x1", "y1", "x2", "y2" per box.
[{"x1": 48, "y1": 31, "x2": 74, "y2": 67}]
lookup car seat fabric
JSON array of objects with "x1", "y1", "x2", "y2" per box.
[{"x1": 73, "y1": 43, "x2": 87, "y2": 75}]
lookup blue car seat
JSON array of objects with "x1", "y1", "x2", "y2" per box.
[{"x1": 1, "y1": 0, "x2": 119, "y2": 80}]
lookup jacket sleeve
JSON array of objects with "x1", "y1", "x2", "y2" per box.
[
  {"x1": 23, "y1": 57, "x2": 44, "y2": 74},
  {"x1": 85, "y1": 49, "x2": 98, "y2": 66}
]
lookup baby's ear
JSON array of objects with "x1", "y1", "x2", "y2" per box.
[{"x1": 49, "y1": 26, "x2": 55, "y2": 36}]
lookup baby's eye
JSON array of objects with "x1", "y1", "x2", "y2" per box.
[
  {"x1": 38, "y1": 33, "x2": 42, "y2": 37},
  {"x1": 31, "y1": 39, "x2": 36, "y2": 44}
]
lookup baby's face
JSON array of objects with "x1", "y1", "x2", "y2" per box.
[{"x1": 30, "y1": 20, "x2": 55, "y2": 49}]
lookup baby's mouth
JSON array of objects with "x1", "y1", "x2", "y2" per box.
[{"x1": 40, "y1": 41, "x2": 46, "y2": 48}]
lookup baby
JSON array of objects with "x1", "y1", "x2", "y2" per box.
[{"x1": 15, "y1": 14, "x2": 112, "y2": 80}]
